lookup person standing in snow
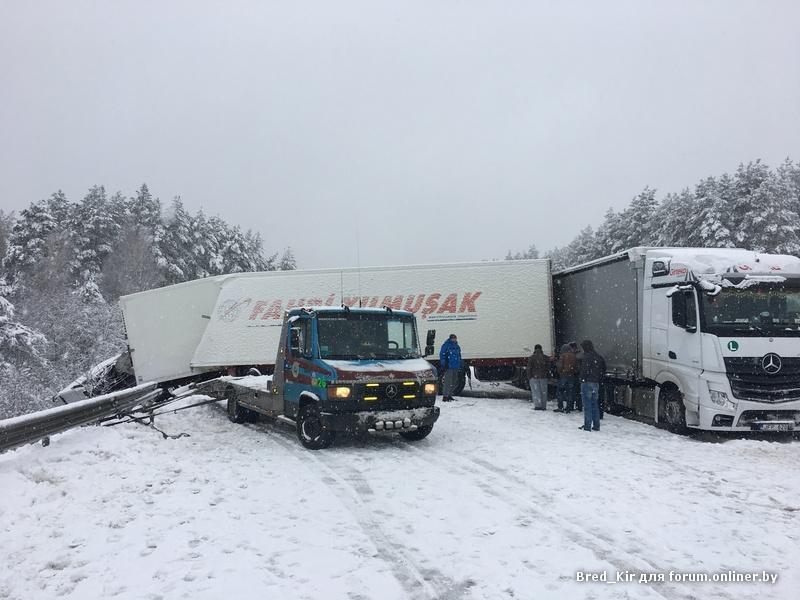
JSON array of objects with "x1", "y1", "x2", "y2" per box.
[
  {"x1": 578, "y1": 339, "x2": 606, "y2": 431},
  {"x1": 526, "y1": 344, "x2": 550, "y2": 410},
  {"x1": 555, "y1": 344, "x2": 579, "y2": 413},
  {"x1": 570, "y1": 341, "x2": 582, "y2": 411},
  {"x1": 439, "y1": 334, "x2": 462, "y2": 402}
]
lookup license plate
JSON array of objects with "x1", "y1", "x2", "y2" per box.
[{"x1": 755, "y1": 423, "x2": 793, "y2": 432}]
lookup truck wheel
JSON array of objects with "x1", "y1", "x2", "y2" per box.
[
  {"x1": 452, "y1": 369, "x2": 467, "y2": 396},
  {"x1": 297, "y1": 404, "x2": 335, "y2": 450},
  {"x1": 400, "y1": 424, "x2": 434, "y2": 441},
  {"x1": 661, "y1": 388, "x2": 687, "y2": 433},
  {"x1": 227, "y1": 390, "x2": 246, "y2": 424}
]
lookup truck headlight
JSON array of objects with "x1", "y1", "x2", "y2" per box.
[
  {"x1": 423, "y1": 383, "x2": 436, "y2": 396},
  {"x1": 709, "y1": 390, "x2": 728, "y2": 406},
  {"x1": 707, "y1": 384, "x2": 737, "y2": 409},
  {"x1": 332, "y1": 386, "x2": 351, "y2": 399}
]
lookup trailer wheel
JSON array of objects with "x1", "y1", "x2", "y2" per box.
[
  {"x1": 452, "y1": 368, "x2": 467, "y2": 396},
  {"x1": 399, "y1": 424, "x2": 434, "y2": 441},
  {"x1": 661, "y1": 387, "x2": 687, "y2": 433},
  {"x1": 297, "y1": 404, "x2": 335, "y2": 450},
  {"x1": 226, "y1": 389, "x2": 246, "y2": 424}
]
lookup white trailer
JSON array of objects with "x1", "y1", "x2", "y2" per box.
[{"x1": 120, "y1": 260, "x2": 554, "y2": 389}]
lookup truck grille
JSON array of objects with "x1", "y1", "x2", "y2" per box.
[
  {"x1": 353, "y1": 381, "x2": 422, "y2": 406},
  {"x1": 724, "y1": 357, "x2": 800, "y2": 403}
]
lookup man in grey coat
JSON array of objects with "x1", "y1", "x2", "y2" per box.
[{"x1": 526, "y1": 344, "x2": 550, "y2": 410}]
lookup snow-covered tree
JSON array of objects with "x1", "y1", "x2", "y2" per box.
[
  {"x1": 158, "y1": 197, "x2": 195, "y2": 284},
  {"x1": 505, "y1": 244, "x2": 539, "y2": 261},
  {"x1": 278, "y1": 247, "x2": 297, "y2": 270},
  {"x1": 3, "y1": 198, "x2": 58, "y2": 283},
  {"x1": 0, "y1": 278, "x2": 44, "y2": 367},
  {"x1": 68, "y1": 185, "x2": 121, "y2": 300},
  {"x1": 741, "y1": 171, "x2": 800, "y2": 254},
  {"x1": 0, "y1": 209, "x2": 13, "y2": 266},
  {"x1": 100, "y1": 225, "x2": 164, "y2": 300},
  {"x1": 618, "y1": 187, "x2": 659, "y2": 248}
]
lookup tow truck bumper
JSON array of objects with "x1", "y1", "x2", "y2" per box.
[{"x1": 321, "y1": 406, "x2": 440, "y2": 434}]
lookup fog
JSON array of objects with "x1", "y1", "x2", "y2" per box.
[{"x1": 1, "y1": 0, "x2": 798, "y2": 268}]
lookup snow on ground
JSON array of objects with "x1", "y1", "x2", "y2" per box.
[{"x1": 1, "y1": 395, "x2": 799, "y2": 600}]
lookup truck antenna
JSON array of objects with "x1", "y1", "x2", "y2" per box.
[{"x1": 356, "y1": 219, "x2": 362, "y2": 307}]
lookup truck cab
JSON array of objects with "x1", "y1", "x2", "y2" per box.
[
  {"x1": 226, "y1": 306, "x2": 440, "y2": 448},
  {"x1": 643, "y1": 250, "x2": 800, "y2": 432}
]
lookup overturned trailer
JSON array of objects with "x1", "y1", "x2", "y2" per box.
[{"x1": 119, "y1": 260, "x2": 554, "y2": 392}]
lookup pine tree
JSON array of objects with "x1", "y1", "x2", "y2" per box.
[
  {"x1": 3, "y1": 198, "x2": 57, "y2": 283},
  {"x1": 740, "y1": 171, "x2": 800, "y2": 254},
  {"x1": 278, "y1": 247, "x2": 297, "y2": 270},
  {"x1": 46, "y1": 190, "x2": 72, "y2": 225},
  {"x1": 158, "y1": 197, "x2": 194, "y2": 284},
  {"x1": 68, "y1": 186, "x2": 121, "y2": 300},
  {"x1": 100, "y1": 225, "x2": 164, "y2": 300},
  {"x1": 126, "y1": 184, "x2": 162, "y2": 231},
  {"x1": 619, "y1": 188, "x2": 659, "y2": 248},
  {"x1": 0, "y1": 209, "x2": 13, "y2": 265},
  {"x1": 566, "y1": 226, "x2": 598, "y2": 264},
  {"x1": 593, "y1": 208, "x2": 626, "y2": 257},
  {"x1": 0, "y1": 278, "x2": 44, "y2": 369}
]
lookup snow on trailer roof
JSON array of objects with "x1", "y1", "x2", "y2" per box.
[
  {"x1": 288, "y1": 306, "x2": 415, "y2": 317},
  {"x1": 554, "y1": 247, "x2": 800, "y2": 278}
]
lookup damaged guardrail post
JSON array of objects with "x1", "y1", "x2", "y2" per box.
[{"x1": 0, "y1": 383, "x2": 161, "y2": 454}]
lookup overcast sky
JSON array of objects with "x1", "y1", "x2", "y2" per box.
[{"x1": 1, "y1": 0, "x2": 798, "y2": 268}]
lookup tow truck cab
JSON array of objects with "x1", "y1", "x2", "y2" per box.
[{"x1": 270, "y1": 306, "x2": 440, "y2": 448}]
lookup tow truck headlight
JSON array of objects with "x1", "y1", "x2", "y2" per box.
[
  {"x1": 332, "y1": 386, "x2": 351, "y2": 399},
  {"x1": 423, "y1": 383, "x2": 436, "y2": 396}
]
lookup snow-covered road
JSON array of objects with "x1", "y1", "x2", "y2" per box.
[{"x1": 1, "y1": 395, "x2": 799, "y2": 600}]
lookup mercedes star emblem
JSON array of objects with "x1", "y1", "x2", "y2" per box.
[
  {"x1": 761, "y1": 353, "x2": 782, "y2": 375},
  {"x1": 385, "y1": 384, "x2": 398, "y2": 398}
]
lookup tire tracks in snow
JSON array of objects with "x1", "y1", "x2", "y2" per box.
[
  {"x1": 253, "y1": 423, "x2": 474, "y2": 600},
  {"x1": 398, "y1": 442, "x2": 735, "y2": 600}
]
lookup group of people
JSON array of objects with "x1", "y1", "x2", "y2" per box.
[
  {"x1": 438, "y1": 333, "x2": 607, "y2": 432},
  {"x1": 526, "y1": 340, "x2": 606, "y2": 432}
]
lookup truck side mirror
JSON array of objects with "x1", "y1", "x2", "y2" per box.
[
  {"x1": 289, "y1": 328, "x2": 301, "y2": 353},
  {"x1": 424, "y1": 329, "x2": 436, "y2": 357},
  {"x1": 652, "y1": 260, "x2": 669, "y2": 277}
]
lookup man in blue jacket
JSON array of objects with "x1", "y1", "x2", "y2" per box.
[{"x1": 439, "y1": 334, "x2": 462, "y2": 402}]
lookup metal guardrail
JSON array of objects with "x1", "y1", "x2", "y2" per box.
[{"x1": 0, "y1": 382, "x2": 161, "y2": 454}]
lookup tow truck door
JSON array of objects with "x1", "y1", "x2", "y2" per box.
[{"x1": 271, "y1": 317, "x2": 291, "y2": 413}]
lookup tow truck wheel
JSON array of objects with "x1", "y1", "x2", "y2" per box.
[
  {"x1": 661, "y1": 387, "x2": 687, "y2": 433},
  {"x1": 297, "y1": 404, "x2": 335, "y2": 450},
  {"x1": 400, "y1": 424, "x2": 434, "y2": 441},
  {"x1": 226, "y1": 390, "x2": 246, "y2": 424}
]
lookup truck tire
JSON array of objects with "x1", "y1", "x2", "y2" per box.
[
  {"x1": 297, "y1": 404, "x2": 335, "y2": 450},
  {"x1": 661, "y1": 387, "x2": 687, "y2": 433},
  {"x1": 452, "y1": 368, "x2": 467, "y2": 396},
  {"x1": 399, "y1": 424, "x2": 434, "y2": 441},
  {"x1": 227, "y1": 391, "x2": 246, "y2": 424}
]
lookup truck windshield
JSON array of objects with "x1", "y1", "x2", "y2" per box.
[
  {"x1": 317, "y1": 313, "x2": 421, "y2": 360},
  {"x1": 701, "y1": 285, "x2": 800, "y2": 337}
]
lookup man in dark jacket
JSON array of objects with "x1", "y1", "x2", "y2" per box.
[
  {"x1": 579, "y1": 339, "x2": 606, "y2": 431},
  {"x1": 555, "y1": 344, "x2": 579, "y2": 412},
  {"x1": 439, "y1": 334, "x2": 462, "y2": 402},
  {"x1": 526, "y1": 344, "x2": 550, "y2": 410}
]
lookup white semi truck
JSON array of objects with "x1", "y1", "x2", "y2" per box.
[{"x1": 554, "y1": 247, "x2": 800, "y2": 433}]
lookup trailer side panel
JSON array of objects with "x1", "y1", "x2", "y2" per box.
[{"x1": 553, "y1": 256, "x2": 642, "y2": 379}]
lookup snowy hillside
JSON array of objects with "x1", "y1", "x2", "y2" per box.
[{"x1": 1, "y1": 395, "x2": 798, "y2": 600}]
